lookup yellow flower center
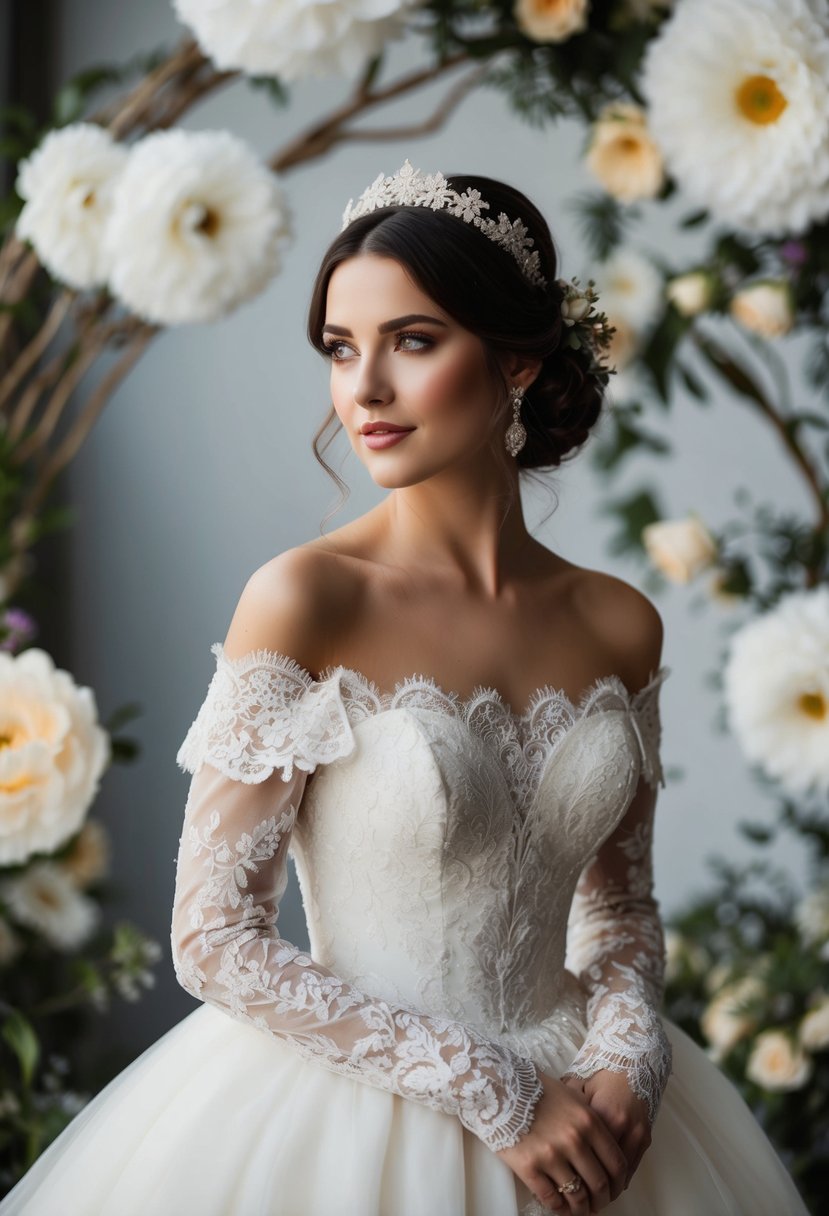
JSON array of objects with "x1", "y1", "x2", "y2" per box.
[
  {"x1": 798, "y1": 691, "x2": 827, "y2": 720},
  {"x1": 735, "y1": 75, "x2": 788, "y2": 125}
]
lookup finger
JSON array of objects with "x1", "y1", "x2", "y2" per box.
[
  {"x1": 546, "y1": 1164, "x2": 591, "y2": 1216},
  {"x1": 585, "y1": 1113, "x2": 628, "y2": 1198},
  {"x1": 561, "y1": 1146, "x2": 612, "y2": 1214},
  {"x1": 526, "y1": 1167, "x2": 567, "y2": 1212}
]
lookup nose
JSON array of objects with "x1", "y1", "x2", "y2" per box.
[{"x1": 352, "y1": 354, "x2": 394, "y2": 410}]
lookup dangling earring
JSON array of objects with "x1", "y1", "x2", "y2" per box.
[{"x1": 504, "y1": 385, "x2": 527, "y2": 456}]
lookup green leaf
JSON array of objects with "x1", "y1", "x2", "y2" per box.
[
  {"x1": 246, "y1": 75, "x2": 290, "y2": 107},
  {"x1": 680, "y1": 209, "x2": 710, "y2": 229},
  {"x1": 592, "y1": 410, "x2": 671, "y2": 471},
  {"x1": 640, "y1": 308, "x2": 690, "y2": 405},
  {"x1": 676, "y1": 362, "x2": 709, "y2": 404},
  {"x1": 600, "y1": 487, "x2": 664, "y2": 556},
  {"x1": 2, "y1": 1010, "x2": 40, "y2": 1089},
  {"x1": 738, "y1": 821, "x2": 775, "y2": 845},
  {"x1": 569, "y1": 190, "x2": 633, "y2": 261}
]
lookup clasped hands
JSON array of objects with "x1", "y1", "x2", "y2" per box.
[{"x1": 495, "y1": 1068, "x2": 653, "y2": 1215}]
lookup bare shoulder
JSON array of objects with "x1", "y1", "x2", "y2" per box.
[
  {"x1": 570, "y1": 567, "x2": 664, "y2": 693},
  {"x1": 221, "y1": 545, "x2": 363, "y2": 674}
]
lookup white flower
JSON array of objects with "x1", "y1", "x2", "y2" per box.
[
  {"x1": 701, "y1": 974, "x2": 765, "y2": 1058},
  {"x1": 515, "y1": 0, "x2": 589, "y2": 43},
  {"x1": 15, "y1": 123, "x2": 128, "y2": 290},
  {"x1": 0, "y1": 917, "x2": 21, "y2": 967},
  {"x1": 746, "y1": 1029, "x2": 813, "y2": 1091},
  {"x1": 641, "y1": 0, "x2": 829, "y2": 235},
  {"x1": 586, "y1": 102, "x2": 665, "y2": 203},
  {"x1": 666, "y1": 271, "x2": 715, "y2": 317},
  {"x1": 104, "y1": 129, "x2": 291, "y2": 326},
  {"x1": 723, "y1": 586, "x2": 829, "y2": 795},
  {"x1": 795, "y1": 886, "x2": 829, "y2": 948},
  {"x1": 593, "y1": 249, "x2": 663, "y2": 330},
  {"x1": 664, "y1": 928, "x2": 708, "y2": 982},
  {"x1": 730, "y1": 280, "x2": 794, "y2": 338},
  {"x1": 60, "y1": 819, "x2": 110, "y2": 888},
  {"x1": 0, "y1": 648, "x2": 109, "y2": 866},
  {"x1": 173, "y1": 0, "x2": 411, "y2": 81},
  {"x1": 1, "y1": 861, "x2": 100, "y2": 951},
  {"x1": 800, "y1": 995, "x2": 829, "y2": 1051},
  {"x1": 642, "y1": 517, "x2": 718, "y2": 584}
]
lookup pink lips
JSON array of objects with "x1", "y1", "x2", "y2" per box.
[{"x1": 362, "y1": 429, "x2": 415, "y2": 449}]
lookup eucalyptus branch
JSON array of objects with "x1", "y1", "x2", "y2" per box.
[{"x1": 691, "y1": 330, "x2": 829, "y2": 537}]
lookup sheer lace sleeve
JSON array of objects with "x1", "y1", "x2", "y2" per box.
[
  {"x1": 562, "y1": 670, "x2": 673, "y2": 1125},
  {"x1": 171, "y1": 644, "x2": 543, "y2": 1153}
]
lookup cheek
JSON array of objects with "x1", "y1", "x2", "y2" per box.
[{"x1": 410, "y1": 347, "x2": 493, "y2": 420}]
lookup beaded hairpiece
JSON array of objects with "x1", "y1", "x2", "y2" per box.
[{"x1": 340, "y1": 160, "x2": 548, "y2": 290}]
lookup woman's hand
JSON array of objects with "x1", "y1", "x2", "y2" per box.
[
  {"x1": 562, "y1": 1070, "x2": 652, "y2": 1191},
  {"x1": 495, "y1": 1071, "x2": 628, "y2": 1214}
]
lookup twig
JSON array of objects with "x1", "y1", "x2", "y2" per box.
[
  {"x1": 0, "y1": 290, "x2": 74, "y2": 411},
  {"x1": 691, "y1": 330, "x2": 829, "y2": 535},
  {"x1": 105, "y1": 38, "x2": 210, "y2": 138},
  {"x1": 18, "y1": 323, "x2": 158, "y2": 524},
  {"x1": 336, "y1": 63, "x2": 488, "y2": 144}
]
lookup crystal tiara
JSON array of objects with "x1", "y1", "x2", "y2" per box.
[{"x1": 340, "y1": 160, "x2": 548, "y2": 290}]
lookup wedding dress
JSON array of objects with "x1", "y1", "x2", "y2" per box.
[{"x1": 0, "y1": 642, "x2": 810, "y2": 1215}]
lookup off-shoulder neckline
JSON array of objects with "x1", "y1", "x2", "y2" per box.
[{"x1": 209, "y1": 641, "x2": 670, "y2": 724}]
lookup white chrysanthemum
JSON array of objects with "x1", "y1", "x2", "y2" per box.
[
  {"x1": 0, "y1": 648, "x2": 110, "y2": 866},
  {"x1": 173, "y1": 0, "x2": 412, "y2": 81},
  {"x1": 2, "y1": 861, "x2": 100, "y2": 951},
  {"x1": 104, "y1": 129, "x2": 291, "y2": 326},
  {"x1": 15, "y1": 123, "x2": 128, "y2": 289},
  {"x1": 641, "y1": 0, "x2": 829, "y2": 235},
  {"x1": 723, "y1": 586, "x2": 829, "y2": 795}
]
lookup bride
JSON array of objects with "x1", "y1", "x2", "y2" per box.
[{"x1": 0, "y1": 162, "x2": 810, "y2": 1215}]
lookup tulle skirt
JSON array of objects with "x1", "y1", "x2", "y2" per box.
[{"x1": 0, "y1": 1002, "x2": 810, "y2": 1215}]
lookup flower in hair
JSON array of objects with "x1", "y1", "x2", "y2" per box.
[{"x1": 556, "y1": 276, "x2": 616, "y2": 380}]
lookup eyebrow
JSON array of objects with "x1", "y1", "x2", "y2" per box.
[{"x1": 322, "y1": 314, "x2": 449, "y2": 337}]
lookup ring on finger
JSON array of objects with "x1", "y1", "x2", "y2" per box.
[{"x1": 556, "y1": 1174, "x2": 583, "y2": 1195}]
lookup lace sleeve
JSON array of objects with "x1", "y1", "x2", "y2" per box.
[
  {"x1": 561, "y1": 671, "x2": 673, "y2": 1125},
  {"x1": 170, "y1": 645, "x2": 543, "y2": 1153}
]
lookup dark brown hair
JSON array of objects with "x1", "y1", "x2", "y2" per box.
[{"x1": 306, "y1": 174, "x2": 606, "y2": 511}]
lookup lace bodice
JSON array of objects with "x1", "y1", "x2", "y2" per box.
[{"x1": 171, "y1": 643, "x2": 673, "y2": 1153}]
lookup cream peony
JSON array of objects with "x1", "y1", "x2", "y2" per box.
[
  {"x1": 104, "y1": 129, "x2": 291, "y2": 326},
  {"x1": 746, "y1": 1030, "x2": 813, "y2": 1091},
  {"x1": 61, "y1": 819, "x2": 111, "y2": 888},
  {"x1": 586, "y1": 102, "x2": 665, "y2": 203},
  {"x1": 174, "y1": 0, "x2": 411, "y2": 80},
  {"x1": 593, "y1": 248, "x2": 663, "y2": 376},
  {"x1": 701, "y1": 974, "x2": 765, "y2": 1058},
  {"x1": 642, "y1": 516, "x2": 718, "y2": 583},
  {"x1": 723, "y1": 586, "x2": 829, "y2": 795},
  {"x1": 515, "y1": 0, "x2": 589, "y2": 42},
  {"x1": 800, "y1": 995, "x2": 829, "y2": 1051},
  {"x1": 0, "y1": 648, "x2": 110, "y2": 866},
  {"x1": 1, "y1": 861, "x2": 100, "y2": 951},
  {"x1": 730, "y1": 281, "x2": 794, "y2": 338},
  {"x1": 15, "y1": 123, "x2": 128, "y2": 290},
  {"x1": 666, "y1": 271, "x2": 715, "y2": 317},
  {"x1": 641, "y1": 0, "x2": 829, "y2": 235}
]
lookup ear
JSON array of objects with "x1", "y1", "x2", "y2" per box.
[{"x1": 501, "y1": 351, "x2": 542, "y2": 393}]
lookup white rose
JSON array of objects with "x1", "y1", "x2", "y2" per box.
[
  {"x1": 586, "y1": 102, "x2": 665, "y2": 203},
  {"x1": 1, "y1": 861, "x2": 100, "y2": 952},
  {"x1": 746, "y1": 1030, "x2": 813, "y2": 1091},
  {"x1": 514, "y1": 0, "x2": 589, "y2": 43},
  {"x1": 0, "y1": 648, "x2": 110, "y2": 865},
  {"x1": 795, "y1": 886, "x2": 829, "y2": 947},
  {"x1": 800, "y1": 996, "x2": 829, "y2": 1051},
  {"x1": 642, "y1": 517, "x2": 718, "y2": 583},
  {"x1": 60, "y1": 819, "x2": 111, "y2": 888},
  {"x1": 561, "y1": 292, "x2": 593, "y2": 325},
  {"x1": 666, "y1": 271, "x2": 715, "y2": 317},
  {"x1": 730, "y1": 281, "x2": 794, "y2": 338},
  {"x1": 701, "y1": 974, "x2": 764, "y2": 1055}
]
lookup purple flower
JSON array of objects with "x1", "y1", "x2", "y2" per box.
[
  {"x1": 778, "y1": 241, "x2": 808, "y2": 267},
  {"x1": 0, "y1": 607, "x2": 38, "y2": 653}
]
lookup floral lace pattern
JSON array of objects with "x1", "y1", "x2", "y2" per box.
[{"x1": 172, "y1": 643, "x2": 672, "y2": 1153}]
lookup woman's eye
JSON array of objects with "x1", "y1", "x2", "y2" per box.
[
  {"x1": 323, "y1": 339, "x2": 353, "y2": 360},
  {"x1": 396, "y1": 332, "x2": 432, "y2": 352}
]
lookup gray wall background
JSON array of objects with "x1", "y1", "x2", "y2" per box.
[{"x1": 52, "y1": 0, "x2": 813, "y2": 1059}]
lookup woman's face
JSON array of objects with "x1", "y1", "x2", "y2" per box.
[{"x1": 322, "y1": 254, "x2": 503, "y2": 488}]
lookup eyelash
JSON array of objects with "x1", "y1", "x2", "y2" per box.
[{"x1": 322, "y1": 331, "x2": 434, "y2": 360}]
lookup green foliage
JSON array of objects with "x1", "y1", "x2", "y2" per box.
[
  {"x1": 592, "y1": 405, "x2": 671, "y2": 471},
  {"x1": 570, "y1": 190, "x2": 635, "y2": 260},
  {"x1": 600, "y1": 486, "x2": 663, "y2": 557}
]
